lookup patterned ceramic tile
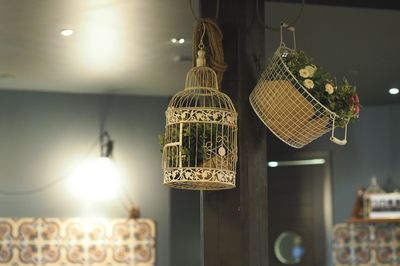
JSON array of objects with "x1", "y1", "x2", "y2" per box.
[
  {"x1": 0, "y1": 218, "x2": 156, "y2": 265},
  {"x1": 333, "y1": 223, "x2": 400, "y2": 266}
]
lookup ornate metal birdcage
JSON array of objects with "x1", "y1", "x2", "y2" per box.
[{"x1": 162, "y1": 49, "x2": 238, "y2": 190}]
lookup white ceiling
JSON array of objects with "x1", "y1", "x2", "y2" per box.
[
  {"x1": 0, "y1": 0, "x2": 399, "y2": 105},
  {"x1": 0, "y1": 0, "x2": 197, "y2": 96},
  {"x1": 266, "y1": 2, "x2": 400, "y2": 105}
]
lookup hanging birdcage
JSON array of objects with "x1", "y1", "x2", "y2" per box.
[
  {"x1": 249, "y1": 25, "x2": 348, "y2": 148},
  {"x1": 162, "y1": 49, "x2": 238, "y2": 190}
]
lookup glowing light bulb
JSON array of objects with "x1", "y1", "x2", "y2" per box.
[
  {"x1": 70, "y1": 157, "x2": 120, "y2": 201},
  {"x1": 389, "y1": 88, "x2": 399, "y2": 95},
  {"x1": 60, "y1": 29, "x2": 74, "y2": 37},
  {"x1": 268, "y1": 161, "x2": 279, "y2": 167},
  {"x1": 171, "y1": 37, "x2": 185, "y2": 44}
]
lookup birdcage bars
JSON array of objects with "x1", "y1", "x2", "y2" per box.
[{"x1": 162, "y1": 61, "x2": 238, "y2": 190}]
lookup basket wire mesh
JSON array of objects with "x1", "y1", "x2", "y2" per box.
[{"x1": 249, "y1": 25, "x2": 347, "y2": 148}]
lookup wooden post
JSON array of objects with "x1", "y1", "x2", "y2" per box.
[{"x1": 200, "y1": 0, "x2": 268, "y2": 265}]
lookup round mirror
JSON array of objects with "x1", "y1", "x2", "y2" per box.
[{"x1": 274, "y1": 232, "x2": 305, "y2": 264}]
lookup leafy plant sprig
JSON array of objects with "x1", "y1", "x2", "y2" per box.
[
  {"x1": 283, "y1": 50, "x2": 360, "y2": 127},
  {"x1": 159, "y1": 123, "x2": 231, "y2": 167}
]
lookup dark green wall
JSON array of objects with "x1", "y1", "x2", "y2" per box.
[
  {"x1": 0, "y1": 90, "x2": 170, "y2": 266},
  {"x1": 267, "y1": 104, "x2": 400, "y2": 224}
]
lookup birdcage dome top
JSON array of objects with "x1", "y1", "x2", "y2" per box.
[
  {"x1": 185, "y1": 66, "x2": 219, "y2": 91},
  {"x1": 166, "y1": 66, "x2": 237, "y2": 126},
  {"x1": 168, "y1": 66, "x2": 236, "y2": 110}
]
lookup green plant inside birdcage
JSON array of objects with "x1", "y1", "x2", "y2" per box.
[{"x1": 159, "y1": 123, "x2": 234, "y2": 168}]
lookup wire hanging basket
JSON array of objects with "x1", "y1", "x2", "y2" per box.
[
  {"x1": 249, "y1": 25, "x2": 348, "y2": 148},
  {"x1": 162, "y1": 49, "x2": 238, "y2": 190}
]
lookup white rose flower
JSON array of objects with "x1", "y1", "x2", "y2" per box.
[
  {"x1": 325, "y1": 83, "x2": 335, "y2": 94},
  {"x1": 305, "y1": 65, "x2": 317, "y2": 77},
  {"x1": 303, "y1": 79, "x2": 314, "y2": 89},
  {"x1": 299, "y1": 68, "x2": 310, "y2": 78}
]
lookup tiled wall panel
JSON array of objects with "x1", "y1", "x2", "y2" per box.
[
  {"x1": 0, "y1": 218, "x2": 156, "y2": 265},
  {"x1": 333, "y1": 223, "x2": 400, "y2": 265}
]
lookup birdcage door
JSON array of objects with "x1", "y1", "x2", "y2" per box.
[{"x1": 163, "y1": 122, "x2": 183, "y2": 170}]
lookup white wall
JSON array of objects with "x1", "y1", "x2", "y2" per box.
[{"x1": 0, "y1": 90, "x2": 170, "y2": 266}]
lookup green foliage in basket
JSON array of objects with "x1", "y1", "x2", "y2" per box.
[
  {"x1": 283, "y1": 50, "x2": 360, "y2": 128},
  {"x1": 159, "y1": 123, "x2": 227, "y2": 167}
]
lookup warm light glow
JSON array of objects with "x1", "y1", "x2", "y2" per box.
[
  {"x1": 389, "y1": 88, "x2": 399, "y2": 95},
  {"x1": 268, "y1": 161, "x2": 279, "y2": 167},
  {"x1": 80, "y1": 8, "x2": 122, "y2": 69},
  {"x1": 70, "y1": 157, "x2": 120, "y2": 201},
  {"x1": 268, "y1": 159, "x2": 326, "y2": 167},
  {"x1": 60, "y1": 29, "x2": 74, "y2": 37},
  {"x1": 171, "y1": 37, "x2": 185, "y2": 44}
]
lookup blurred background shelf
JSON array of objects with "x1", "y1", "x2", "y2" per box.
[{"x1": 347, "y1": 217, "x2": 400, "y2": 223}]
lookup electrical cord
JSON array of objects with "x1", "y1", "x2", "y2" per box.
[
  {"x1": 117, "y1": 193, "x2": 131, "y2": 213},
  {"x1": 0, "y1": 136, "x2": 100, "y2": 196},
  {"x1": 0, "y1": 131, "x2": 139, "y2": 220},
  {"x1": 111, "y1": 156, "x2": 138, "y2": 217}
]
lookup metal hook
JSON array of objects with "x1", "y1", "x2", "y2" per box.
[
  {"x1": 330, "y1": 119, "x2": 348, "y2": 146},
  {"x1": 258, "y1": 0, "x2": 305, "y2": 31},
  {"x1": 198, "y1": 23, "x2": 206, "y2": 50},
  {"x1": 280, "y1": 23, "x2": 297, "y2": 49}
]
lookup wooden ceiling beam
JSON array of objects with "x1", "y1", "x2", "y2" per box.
[{"x1": 266, "y1": 0, "x2": 400, "y2": 10}]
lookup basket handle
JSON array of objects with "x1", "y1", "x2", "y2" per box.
[
  {"x1": 330, "y1": 119, "x2": 348, "y2": 146},
  {"x1": 280, "y1": 23, "x2": 296, "y2": 50}
]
